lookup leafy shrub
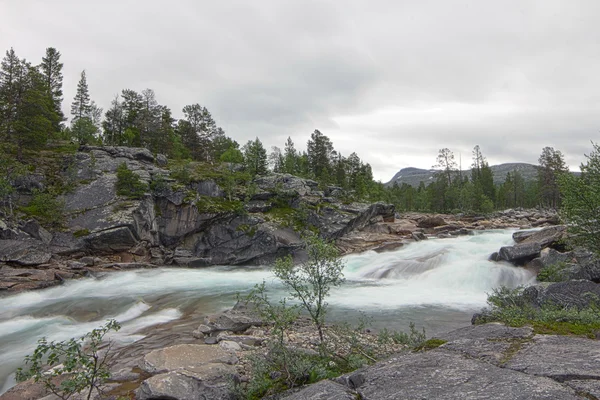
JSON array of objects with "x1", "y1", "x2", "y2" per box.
[
  {"x1": 21, "y1": 191, "x2": 65, "y2": 229},
  {"x1": 477, "y1": 286, "x2": 600, "y2": 337},
  {"x1": 115, "y1": 163, "x2": 147, "y2": 199},
  {"x1": 537, "y1": 262, "x2": 570, "y2": 282},
  {"x1": 16, "y1": 320, "x2": 120, "y2": 400}
]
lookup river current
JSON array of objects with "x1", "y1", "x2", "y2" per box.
[{"x1": 0, "y1": 229, "x2": 535, "y2": 393}]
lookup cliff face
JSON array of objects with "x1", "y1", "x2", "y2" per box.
[{"x1": 0, "y1": 146, "x2": 396, "y2": 291}]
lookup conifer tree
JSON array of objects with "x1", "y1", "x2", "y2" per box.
[
  {"x1": 70, "y1": 70, "x2": 91, "y2": 122},
  {"x1": 39, "y1": 47, "x2": 64, "y2": 132},
  {"x1": 243, "y1": 137, "x2": 268, "y2": 176}
]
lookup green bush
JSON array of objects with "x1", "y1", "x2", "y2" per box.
[
  {"x1": 477, "y1": 286, "x2": 600, "y2": 338},
  {"x1": 17, "y1": 320, "x2": 120, "y2": 400},
  {"x1": 537, "y1": 262, "x2": 570, "y2": 282},
  {"x1": 115, "y1": 163, "x2": 147, "y2": 199},
  {"x1": 21, "y1": 191, "x2": 65, "y2": 229}
]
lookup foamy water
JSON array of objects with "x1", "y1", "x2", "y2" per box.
[{"x1": 0, "y1": 229, "x2": 534, "y2": 394}]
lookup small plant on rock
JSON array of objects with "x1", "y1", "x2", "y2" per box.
[
  {"x1": 115, "y1": 162, "x2": 147, "y2": 199},
  {"x1": 16, "y1": 320, "x2": 121, "y2": 400}
]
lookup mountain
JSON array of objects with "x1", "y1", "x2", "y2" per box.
[{"x1": 385, "y1": 163, "x2": 539, "y2": 187}]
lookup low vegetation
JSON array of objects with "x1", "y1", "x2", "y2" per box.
[
  {"x1": 475, "y1": 286, "x2": 600, "y2": 338},
  {"x1": 115, "y1": 162, "x2": 147, "y2": 199},
  {"x1": 233, "y1": 236, "x2": 427, "y2": 399}
]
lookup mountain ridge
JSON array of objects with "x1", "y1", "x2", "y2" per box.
[{"x1": 386, "y1": 162, "x2": 539, "y2": 187}]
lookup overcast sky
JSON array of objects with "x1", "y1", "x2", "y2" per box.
[{"x1": 2, "y1": 0, "x2": 599, "y2": 181}]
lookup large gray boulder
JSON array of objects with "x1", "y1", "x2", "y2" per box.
[
  {"x1": 137, "y1": 370, "x2": 232, "y2": 400},
  {"x1": 0, "y1": 240, "x2": 52, "y2": 265},
  {"x1": 519, "y1": 225, "x2": 567, "y2": 248},
  {"x1": 498, "y1": 242, "x2": 542, "y2": 264},
  {"x1": 522, "y1": 280, "x2": 600, "y2": 309}
]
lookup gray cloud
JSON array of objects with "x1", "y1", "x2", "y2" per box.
[{"x1": 2, "y1": 0, "x2": 599, "y2": 181}]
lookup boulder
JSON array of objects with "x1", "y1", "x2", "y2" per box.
[
  {"x1": 0, "y1": 240, "x2": 52, "y2": 265},
  {"x1": 84, "y1": 226, "x2": 138, "y2": 252},
  {"x1": 519, "y1": 225, "x2": 567, "y2": 248},
  {"x1": 19, "y1": 220, "x2": 52, "y2": 244},
  {"x1": 417, "y1": 216, "x2": 446, "y2": 228},
  {"x1": 203, "y1": 311, "x2": 264, "y2": 333},
  {"x1": 137, "y1": 370, "x2": 232, "y2": 400},
  {"x1": 190, "y1": 180, "x2": 224, "y2": 198},
  {"x1": 141, "y1": 344, "x2": 238, "y2": 374},
  {"x1": 498, "y1": 242, "x2": 542, "y2": 264},
  {"x1": 282, "y1": 380, "x2": 356, "y2": 399},
  {"x1": 522, "y1": 280, "x2": 600, "y2": 309}
]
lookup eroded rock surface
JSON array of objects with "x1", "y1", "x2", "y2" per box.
[{"x1": 283, "y1": 324, "x2": 599, "y2": 400}]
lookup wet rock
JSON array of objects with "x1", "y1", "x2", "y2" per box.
[
  {"x1": 412, "y1": 231, "x2": 427, "y2": 241},
  {"x1": 498, "y1": 242, "x2": 542, "y2": 264},
  {"x1": 519, "y1": 225, "x2": 567, "y2": 249}
]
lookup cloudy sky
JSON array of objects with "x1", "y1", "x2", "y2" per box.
[{"x1": 2, "y1": 0, "x2": 599, "y2": 181}]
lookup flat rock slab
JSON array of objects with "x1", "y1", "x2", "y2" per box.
[
  {"x1": 137, "y1": 371, "x2": 231, "y2": 400},
  {"x1": 141, "y1": 344, "x2": 238, "y2": 374},
  {"x1": 439, "y1": 323, "x2": 534, "y2": 342},
  {"x1": 505, "y1": 335, "x2": 600, "y2": 381},
  {"x1": 286, "y1": 350, "x2": 581, "y2": 400},
  {"x1": 281, "y1": 380, "x2": 356, "y2": 400}
]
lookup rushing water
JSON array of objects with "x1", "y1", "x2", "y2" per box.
[{"x1": 0, "y1": 229, "x2": 535, "y2": 393}]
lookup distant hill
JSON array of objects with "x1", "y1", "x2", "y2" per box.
[{"x1": 385, "y1": 163, "x2": 539, "y2": 187}]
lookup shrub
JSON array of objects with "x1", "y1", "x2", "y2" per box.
[
  {"x1": 115, "y1": 163, "x2": 147, "y2": 199},
  {"x1": 559, "y1": 142, "x2": 600, "y2": 256},
  {"x1": 537, "y1": 262, "x2": 570, "y2": 282},
  {"x1": 16, "y1": 320, "x2": 120, "y2": 400},
  {"x1": 477, "y1": 286, "x2": 600, "y2": 337},
  {"x1": 21, "y1": 191, "x2": 65, "y2": 229},
  {"x1": 273, "y1": 235, "x2": 345, "y2": 346}
]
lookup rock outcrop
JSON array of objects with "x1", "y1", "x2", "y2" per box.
[{"x1": 283, "y1": 324, "x2": 599, "y2": 400}]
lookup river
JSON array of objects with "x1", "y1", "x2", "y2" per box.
[{"x1": 0, "y1": 229, "x2": 535, "y2": 394}]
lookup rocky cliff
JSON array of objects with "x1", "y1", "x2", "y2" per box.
[{"x1": 0, "y1": 146, "x2": 397, "y2": 291}]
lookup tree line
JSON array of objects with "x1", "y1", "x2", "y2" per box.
[
  {"x1": 381, "y1": 145, "x2": 570, "y2": 213},
  {"x1": 0, "y1": 46, "x2": 579, "y2": 212}
]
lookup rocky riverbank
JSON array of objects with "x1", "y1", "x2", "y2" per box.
[{"x1": 0, "y1": 145, "x2": 561, "y2": 292}]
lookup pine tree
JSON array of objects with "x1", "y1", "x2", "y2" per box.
[
  {"x1": 283, "y1": 137, "x2": 298, "y2": 175},
  {"x1": 102, "y1": 94, "x2": 124, "y2": 145},
  {"x1": 70, "y1": 70, "x2": 91, "y2": 122},
  {"x1": 243, "y1": 137, "x2": 268, "y2": 176},
  {"x1": 39, "y1": 47, "x2": 64, "y2": 132},
  {"x1": 0, "y1": 48, "x2": 22, "y2": 142},
  {"x1": 307, "y1": 129, "x2": 334, "y2": 182},
  {"x1": 538, "y1": 146, "x2": 568, "y2": 208}
]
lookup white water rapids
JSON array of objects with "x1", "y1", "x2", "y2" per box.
[{"x1": 0, "y1": 229, "x2": 535, "y2": 393}]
